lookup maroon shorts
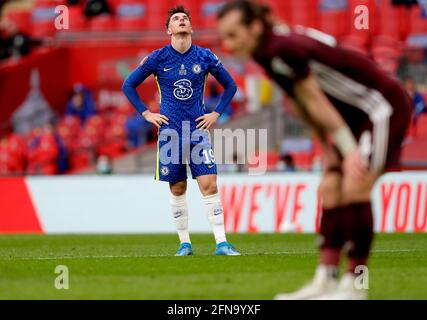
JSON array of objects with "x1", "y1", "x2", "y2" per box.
[{"x1": 330, "y1": 83, "x2": 412, "y2": 172}]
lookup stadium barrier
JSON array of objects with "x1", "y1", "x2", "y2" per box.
[{"x1": 0, "y1": 172, "x2": 426, "y2": 234}]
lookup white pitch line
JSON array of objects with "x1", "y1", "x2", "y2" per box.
[{"x1": 0, "y1": 248, "x2": 420, "y2": 261}]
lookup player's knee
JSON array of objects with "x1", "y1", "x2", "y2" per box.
[
  {"x1": 319, "y1": 174, "x2": 342, "y2": 209},
  {"x1": 341, "y1": 180, "x2": 370, "y2": 204},
  {"x1": 200, "y1": 182, "x2": 218, "y2": 196},
  {"x1": 170, "y1": 181, "x2": 187, "y2": 196}
]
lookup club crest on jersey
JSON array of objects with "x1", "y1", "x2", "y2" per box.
[
  {"x1": 179, "y1": 64, "x2": 187, "y2": 75},
  {"x1": 173, "y1": 79, "x2": 193, "y2": 100},
  {"x1": 160, "y1": 166, "x2": 169, "y2": 176},
  {"x1": 192, "y1": 64, "x2": 201, "y2": 74}
]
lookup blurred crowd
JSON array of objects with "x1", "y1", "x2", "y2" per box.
[
  {"x1": 0, "y1": 83, "x2": 157, "y2": 176},
  {"x1": 0, "y1": 80, "x2": 246, "y2": 176},
  {"x1": 0, "y1": 18, "x2": 42, "y2": 61}
]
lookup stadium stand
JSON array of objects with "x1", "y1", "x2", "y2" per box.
[{"x1": 1, "y1": 0, "x2": 427, "y2": 175}]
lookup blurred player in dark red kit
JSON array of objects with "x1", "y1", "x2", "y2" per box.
[{"x1": 217, "y1": 0, "x2": 411, "y2": 299}]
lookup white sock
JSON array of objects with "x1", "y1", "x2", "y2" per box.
[
  {"x1": 170, "y1": 194, "x2": 190, "y2": 244},
  {"x1": 203, "y1": 193, "x2": 227, "y2": 244}
]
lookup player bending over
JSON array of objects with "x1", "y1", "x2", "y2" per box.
[
  {"x1": 217, "y1": 0, "x2": 411, "y2": 299},
  {"x1": 123, "y1": 6, "x2": 239, "y2": 256}
]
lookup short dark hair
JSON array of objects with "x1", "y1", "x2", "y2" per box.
[
  {"x1": 217, "y1": 0, "x2": 272, "y2": 28},
  {"x1": 166, "y1": 5, "x2": 191, "y2": 28}
]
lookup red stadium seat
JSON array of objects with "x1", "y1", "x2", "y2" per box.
[
  {"x1": 4, "y1": 10, "x2": 31, "y2": 34},
  {"x1": 0, "y1": 138, "x2": 9, "y2": 175},
  {"x1": 266, "y1": 150, "x2": 280, "y2": 170},
  {"x1": 69, "y1": 147, "x2": 94, "y2": 170},
  {"x1": 58, "y1": 115, "x2": 81, "y2": 136},
  {"x1": 34, "y1": 0, "x2": 64, "y2": 6},
  {"x1": 376, "y1": 0, "x2": 409, "y2": 40},
  {"x1": 26, "y1": 128, "x2": 59, "y2": 175},
  {"x1": 117, "y1": 18, "x2": 146, "y2": 31},
  {"x1": 340, "y1": 34, "x2": 369, "y2": 55},
  {"x1": 258, "y1": 0, "x2": 290, "y2": 24},
  {"x1": 30, "y1": 0, "x2": 59, "y2": 37},
  {"x1": 98, "y1": 123, "x2": 127, "y2": 158},
  {"x1": 409, "y1": 6, "x2": 427, "y2": 35},
  {"x1": 200, "y1": 0, "x2": 226, "y2": 29},
  {"x1": 57, "y1": 125, "x2": 76, "y2": 150},
  {"x1": 0, "y1": 134, "x2": 27, "y2": 175},
  {"x1": 183, "y1": 0, "x2": 203, "y2": 28},
  {"x1": 285, "y1": 0, "x2": 319, "y2": 28},
  {"x1": 147, "y1": 0, "x2": 176, "y2": 30},
  {"x1": 115, "y1": 0, "x2": 148, "y2": 30},
  {"x1": 291, "y1": 151, "x2": 314, "y2": 170},
  {"x1": 88, "y1": 15, "x2": 116, "y2": 32},
  {"x1": 66, "y1": 6, "x2": 87, "y2": 32},
  {"x1": 7, "y1": 134, "x2": 27, "y2": 174},
  {"x1": 318, "y1": 9, "x2": 349, "y2": 38},
  {"x1": 85, "y1": 115, "x2": 105, "y2": 131}
]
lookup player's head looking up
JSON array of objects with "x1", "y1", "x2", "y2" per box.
[
  {"x1": 166, "y1": 5, "x2": 193, "y2": 36},
  {"x1": 217, "y1": 0, "x2": 272, "y2": 58}
]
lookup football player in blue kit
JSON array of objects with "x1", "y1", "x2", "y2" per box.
[{"x1": 122, "y1": 5, "x2": 240, "y2": 256}]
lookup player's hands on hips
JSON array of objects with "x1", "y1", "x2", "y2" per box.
[
  {"x1": 343, "y1": 148, "x2": 368, "y2": 181},
  {"x1": 142, "y1": 110, "x2": 169, "y2": 129},
  {"x1": 196, "y1": 112, "x2": 220, "y2": 130}
]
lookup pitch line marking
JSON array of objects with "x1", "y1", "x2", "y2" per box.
[{"x1": 0, "y1": 249, "x2": 419, "y2": 261}]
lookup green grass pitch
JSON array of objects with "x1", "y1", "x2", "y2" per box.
[{"x1": 0, "y1": 233, "x2": 426, "y2": 299}]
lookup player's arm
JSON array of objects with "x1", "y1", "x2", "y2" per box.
[
  {"x1": 196, "y1": 51, "x2": 237, "y2": 130},
  {"x1": 122, "y1": 54, "x2": 169, "y2": 128},
  {"x1": 278, "y1": 36, "x2": 366, "y2": 178},
  {"x1": 293, "y1": 75, "x2": 366, "y2": 179}
]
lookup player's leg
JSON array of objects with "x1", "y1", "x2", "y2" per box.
[
  {"x1": 320, "y1": 89, "x2": 411, "y2": 299},
  {"x1": 276, "y1": 146, "x2": 344, "y2": 300},
  {"x1": 190, "y1": 133, "x2": 240, "y2": 256},
  {"x1": 157, "y1": 131, "x2": 192, "y2": 256},
  {"x1": 317, "y1": 169, "x2": 379, "y2": 300},
  {"x1": 195, "y1": 173, "x2": 240, "y2": 256},
  {"x1": 169, "y1": 180, "x2": 194, "y2": 256}
]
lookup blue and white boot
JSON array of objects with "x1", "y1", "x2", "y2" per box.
[
  {"x1": 215, "y1": 241, "x2": 240, "y2": 256},
  {"x1": 175, "y1": 242, "x2": 193, "y2": 256}
]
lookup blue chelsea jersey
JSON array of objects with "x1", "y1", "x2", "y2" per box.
[{"x1": 122, "y1": 44, "x2": 237, "y2": 131}]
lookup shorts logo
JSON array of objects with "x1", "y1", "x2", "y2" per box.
[
  {"x1": 192, "y1": 64, "x2": 201, "y2": 74},
  {"x1": 160, "y1": 166, "x2": 169, "y2": 176},
  {"x1": 173, "y1": 79, "x2": 193, "y2": 100}
]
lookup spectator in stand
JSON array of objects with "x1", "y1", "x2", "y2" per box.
[
  {"x1": 65, "y1": 83, "x2": 97, "y2": 123},
  {"x1": 404, "y1": 77, "x2": 426, "y2": 137},
  {"x1": 126, "y1": 112, "x2": 153, "y2": 148},
  {"x1": 219, "y1": 152, "x2": 245, "y2": 173},
  {"x1": 83, "y1": 0, "x2": 111, "y2": 18},
  {"x1": 0, "y1": 128, "x2": 27, "y2": 176},
  {"x1": 96, "y1": 154, "x2": 113, "y2": 174},
  {"x1": 26, "y1": 124, "x2": 60, "y2": 175},
  {"x1": 277, "y1": 153, "x2": 296, "y2": 172},
  {"x1": 0, "y1": 19, "x2": 42, "y2": 61},
  {"x1": 68, "y1": 0, "x2": 82, "y2": 5}
]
